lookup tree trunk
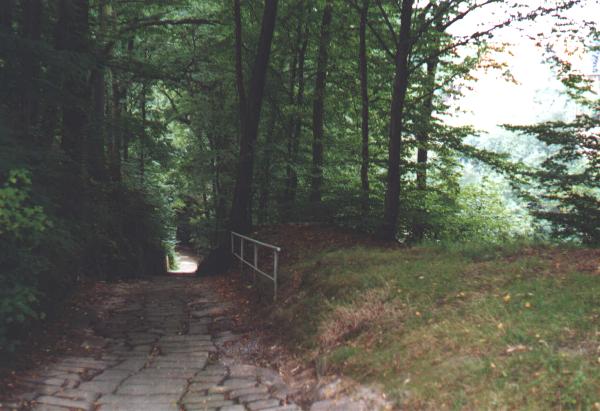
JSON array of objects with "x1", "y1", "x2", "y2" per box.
[
  {"x1": 110, "y1": 75, "x2": 122, "y2": 181},
  {"x1": 359, "y1": 0, "x2": 369, "y2": 219},
  {"x1": 57, "y1": 0, "x2": 90, "y2": 170},
  {"x1": 234, "y1": 0, "x2": 246, "y2": 137},
  {"x1": 379, "y1": 0, "x2": 415, "y2": 241},
  {"x1": 309, "y1": 0, "x2": 333, "y2": 212},
  {"x1": 412, "y1": 56, "x2": 439, "y2": 242},
  {"x1": 89, "y1": 66, "x2": 107, "y2": 180},
  {"x1": 258, "y1": 109, "x2": 276, "y2": 224},
  {"x1": 122, "y1": 38, "x2": 134, "y2": 163},
  {"x1": 0, "y1": 0, "x2": 13, "y2": 29},
  {"x1": 88, "y1": 0, "x2": 107, "y2": 181},
  {"x1": 416, "y1": 58, "x2": 438, "y2": 192},
  {"x1": 139, "y1": 82, "x2": 146, "y2": 185},
  {"x1": 20, "y1": 0, "x2": 42, "y2": 138},
  {"x1": 228, "y1": 0, "x2": 278, "y2": 235},
  {"x1": 282, "y1": 5, "x2": 308, "y2": 220}
]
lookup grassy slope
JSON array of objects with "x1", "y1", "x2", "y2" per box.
[{"x1": 261, "y1": 228, "x2": 599, "y2": 410}]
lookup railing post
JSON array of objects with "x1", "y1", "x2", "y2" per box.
[
  {"x1": 273, "y1": 250, "x2": 279, "y2": 302},
  {"x1": 240, "y1": 237, "x2": 244, "y2": 274},
  {"x1": 253, "y1": 243, "x2": 258, "y2": 284}
]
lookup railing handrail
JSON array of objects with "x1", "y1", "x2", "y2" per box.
[
  {"x1": 230, "y1": 231, "x2": 281, "y2": 301},
  {"x1": 231, "y1": 231, "x2": 282, "y2": 252}
]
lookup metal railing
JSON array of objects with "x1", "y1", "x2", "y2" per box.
[{"x1": 230, "y1": 231, "x2": 282, "y2": 301}]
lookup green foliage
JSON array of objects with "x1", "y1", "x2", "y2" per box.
[
  {"x1": 422, "y1": 180, "x2": 534, "y2": 243},
  {"x1": 0, "y1": 169, "x2": 49, "y2": 351},
  {"x1": 506, "y1": 113, "x2": 600, "y2": 245}
]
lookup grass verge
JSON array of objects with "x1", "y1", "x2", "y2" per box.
[{"x1": 270, "y1": 241, "x2": 600, "y2": 410}]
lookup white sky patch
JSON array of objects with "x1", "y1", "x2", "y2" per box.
[{"x1": 446, "y1": 0, "x2": 600, "y2": 131}]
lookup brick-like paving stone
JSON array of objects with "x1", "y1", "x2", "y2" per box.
[{"x1": 6, "y1": 277, "x2": 302, "y2": 411}]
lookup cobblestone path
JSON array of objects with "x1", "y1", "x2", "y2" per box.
[{"x1": 4, "y1": 277, "x2": 300, "y2": 411}]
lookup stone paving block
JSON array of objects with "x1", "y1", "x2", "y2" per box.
[
  {"x1": 264, "y1": 406, "x2": 302, "y2": 411},
  {"x1": 111, "y1": 358, "x2": 147, "y2": 372},
  {"x1": 134, "y1": 369, "x2": 196, "y2": 379},
  {"x1": 183, "y1": 406, "x2": 217, "y2": 411},
  {"x1": 246, "y1": 399, "x2": 281, "y2": 410},
  {"x1": 239, "y1": 393, "x2": 271, "y2": 403},
  {"x1": 182, "y1": 393, "x2": 225, "y2": 403},
  {"x1": 190, "y1": 374, "x2": 223, "y2": 384},
  {"x1": 151, "y1": 356, "x2": 207, "y2": 370},
  {"x1": 78, "y1": 379, "x2": 121, "y2": 394},
  {"x1": 34, "y1": 395, "x2": 92, "y2": 410},
  {"x1": 116, "y1": 381, "x2": 187, "y2": 396},
  {"x1": 188, "y1": 326, "x2": 208, "y2": 335},
  {"x1": 132, "y1": 344, "x2": 153, "y2": 352},
  {"x1": 183, "y1": 399, "x2": 235, "y2": 408},
  {"x1": 220, "y1": 406, "x2": 246, "y2": 411},
  {"x1": 54, "y1": 388, "x2": 100, "y2": 403},
  {"x1": 96, "y1": 393, "x2": 178, "y2": 405},
  {"x1": 60, "y1": 358, "x2": 113, "y2": 370},
  {"x1": 92, "y1": 369, "x2": 132, "y2": 382},
  {"x1": 222, "y1": 378, "x2": 256, "y2": 389},
  {"x1": 48, "y1": 365, "x2": 87, "y2": 374},
  {"x1": 31, "y1": 404, "x2": 75, "y2": 411},
  {"x1": 97, "y1": 402, "x2": 179, "y2": 411},
  {"x1": 207, "y1": 385, "x2": 231, "y2": 394},
  {"x1": 229, "y1": 364, "x2": 258, "y2": 378},
  {"x1": 229, "y1": 385, "x2": 269, "y2": 399},
  {"x1": 202, "y1": 364, "x2": 229, "y2": 375},
  {"x1": 187, "y1": 382, "x2": 217, "y2": 393}
]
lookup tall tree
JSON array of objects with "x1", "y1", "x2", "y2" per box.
[
  {"x1": 379, "y1": 0, "x2": 415, "y2": 241},
  {"x1": 56, "y1": 0, "x2": 90, "y2": 169},
  {"x1": 309, "y1": 0, "x2": 333, "y2": 212},
  {"x1": 358, "y1": 0, "x2": 370, "y2": 218},
  {"x1": 282, "y1": 4, "x2": 309, "y2": 220},
  {"x1": 233, "y1": 0, "x2": 246, "y2": 136},
  {"x1": 0, "y1": 0, "x2": 13, "y2": 29},
  {"x1": 228, "y1": 0, "x2": 278, "y2": 234},
  {"x1": 20, "y1": 0, "x2": 42, "y2": 137}
]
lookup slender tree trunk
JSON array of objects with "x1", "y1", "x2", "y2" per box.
[
  {"x1": 282, "y1": 5, "x2": 308, "y2": 220},
  {"x1": 110, "y1": 75, "x2": 122, "y2": 181},
  {"x1": 139, "y1": 82, "x2": 146, "y2": 185},
  {"x1": 89, "y1": 66, "x2": 107, "y2": 180},
  {"x1": 310, "y1": 0, "x2": 333, "y2": 212},
  {"x1": 258, "y1": 109, "x2": 276, "y2": 224},
  {"x1": 234, "y1": 0, "x2": 246, "y2": 138},
  {"x1": 0, "y1": 0, "x2": 13, "y2": 28},
  {"x1": 412, "y1": 56, "x2": 439, "y2": 242},
  {"x1": 20, "y1": 0, "x2": 42, "y2": 138},
  {"x1": 228, "y1": 0, "x2": 278, "y2": 234},
  {"x1": 57, "y1": 0, "x2": 90, "y2": 170},
  {"x1": 88, "y1": 0, "x2": 107, "y2": 181},
  {"x1": 416, "y1": 57, "x2": 438, "y2": 192},
  {"x1": 359, "y1": 0, "x2": 370, "y2": 219},
  {"x1": 122, "y1": 38, "x2": 134, "y2": 163},
  {"x1": 379, "y1": 0, "x2": 415, "y2": 241}
]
